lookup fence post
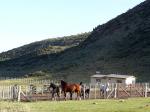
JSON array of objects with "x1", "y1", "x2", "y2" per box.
[
  {"x1": 104, "y1": 84, "x2": 106, "y2": 99},
  {"x1": 2, "y1": 89, "x2": 4, "y2": 99},
  {"x1": 145, "y1": 83, "x2": 148, "y2": 98},
  {"x1": 130, "y1": 84, "x2": 132, "y2": 97},
  {"x1": 94, "y1": 84, "x2": 96, "y2": 99},
  {"x1": 89, "y1": 84, "x2": 91, "y2": 99},
  {"x1": 9, "y1": 86, "x2": 12, "y2": 99},
  {"x1": 83, "y1": 84, "x2": 85, "y2": 99},
  {"x1": 42, "y1": 86, "x2": 43, "y2": 95},
  {"x1": 18, "y1": 86, "x2": 21, "y2": 102},
  {"x1": 114, "y1": 83, "x2": 117, "y2": 99}
]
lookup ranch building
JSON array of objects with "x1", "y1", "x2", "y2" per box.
[{"x1": 90, "y1": 74, "x2": 136, "y2": 85}]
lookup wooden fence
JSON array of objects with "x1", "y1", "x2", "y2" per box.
[
  {"x1": 0, "y1": 83, "x2": 150, "y2": 101},
  {"x1": 88, "y1": 83, "x2": 150, "y2": 99},
  {"x1": 0, "y1": 78, "x2": 56, "y2": 85},
  {"x1": 0, "y1": 86, "x2": 13, "y2": 100}
]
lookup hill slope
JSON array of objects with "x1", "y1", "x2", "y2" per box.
[
  {"x1": 0, "y1": 0, "x2": 150, "y2": 82},
  {"x1": 0, "y1": 33, "x2": 89, "y2": 61},
  {"x1": 49, "y1": 0, "x2": 150, "y2": 81}
]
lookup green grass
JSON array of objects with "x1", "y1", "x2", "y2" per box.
[{"x1": 0, "y1": 98, "x2": 150, "y2": 112}]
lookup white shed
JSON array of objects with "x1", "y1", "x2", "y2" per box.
[{"x1": 90, "y1": 74, "x2": 136, "y2": 85}]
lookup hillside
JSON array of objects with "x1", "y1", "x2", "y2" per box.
[
  {"x1": 49, "y1": 0, "x2": 150, "y2": 82},
  {"x1": 0, "y1": 33, "x2": 89, "y2": 61},
  {"x1": 0, "y1": 0, "x2": 150, "y2": 82}
]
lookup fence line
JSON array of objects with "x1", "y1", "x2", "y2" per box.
[
  {"x1": 0, "y1": 85, "x2": 13, "y2": 100},
  {"x1": 88, "y1": 83, "x2": 150, "y2": 99},
  {"x1": 0, "y1": 78, "x2": 56, "y2": 86},
  {"x1": 0, "y1": 82, "x2": 150, "y2": 101}
]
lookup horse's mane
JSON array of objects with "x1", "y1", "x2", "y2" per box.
[{"x1": 61, "y1": 80, "x2": 67, "y2": 87}]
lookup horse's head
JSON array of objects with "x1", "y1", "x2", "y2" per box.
[
  {"x1": 60, "y1": 80, "x2": 67, "y2": 86},
  {"x1": 49, "y1": 83, "x2": 56, "y2": 89}
]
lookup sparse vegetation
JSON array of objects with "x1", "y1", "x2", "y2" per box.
[{"x1": 0, "y1": 32, "x2": 90, "y2": 61}]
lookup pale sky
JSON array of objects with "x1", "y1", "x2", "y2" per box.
[{"x1": 0, "y1": 0, "x2": 145, "y2": 53}]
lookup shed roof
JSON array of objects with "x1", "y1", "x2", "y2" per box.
[{"x1": 91, "y1": 74, "x2": 135, "y2": 79}]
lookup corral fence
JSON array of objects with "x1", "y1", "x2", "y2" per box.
[
  {"x1": 0, "y1": 82, "x2": 150, "y2": 101},
  {"x1": 0, "y1": 78, "x2": 57, "y2": 101},
  {"x1": 87, "y1": 83, "x2": 150, "y2": 99},
  {"x1": 0, "y1": 77, "x2": 57, "y2": 85}
]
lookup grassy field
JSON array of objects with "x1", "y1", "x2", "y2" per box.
[
  {"x1": 0, "y1": 98, "x2": 150, "y2": 112},
  {"x1": 0, "y1": 77, "x2": 53, "y2": 86}
]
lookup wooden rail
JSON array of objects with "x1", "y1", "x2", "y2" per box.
[{"x1": 0, "y1": 83, "x2": 150, "y2": 101}]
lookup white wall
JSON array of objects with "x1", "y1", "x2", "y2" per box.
[
  {"x1": 91, "y1": 77, "x2": 134, "y2": 84},
  {"x1": 125, "y1": 77, "x2": 136, "y2": 85}
]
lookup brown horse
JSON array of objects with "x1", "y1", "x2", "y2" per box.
[{"x1": 60, "y1": 80, "x2": 82, "y2": 100}]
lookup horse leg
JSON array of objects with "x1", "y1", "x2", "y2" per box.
[
  {"x1": 77, "y1": 91, "x2": 81, "y2": 100},
  {"x1": 64, "y1": 92, "x2": 67, "y2": 101},
  {"x1": 52, "y1": 92, "x2": 55, "y2": 100},
  {"x1": 70, "y1": 92, "x2": 73, "y2": 100},
  {"x1": 87, "y1": 92, "x2": 90, "y2": 99},
  {"x1": 57, "y1": 92, "x2": 60, "y2": 101}
]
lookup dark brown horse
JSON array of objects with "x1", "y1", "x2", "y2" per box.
[
  {"x1": 48, "y1": 83, "x2": 61, "y2": 100},
  {"x1": 60, "y1": 80, "x2": 82, "y2": 100}
]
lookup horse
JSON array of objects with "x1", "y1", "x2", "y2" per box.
[
  {"x1": 48, "y1": 83, "x2": 61, "y2": 100},
  {"x1": 81, "y1": 85, "x2": 90, "y2": 99},
  {"x1": 60, "y1": 80, "x2": 82, "y2": 100}
]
